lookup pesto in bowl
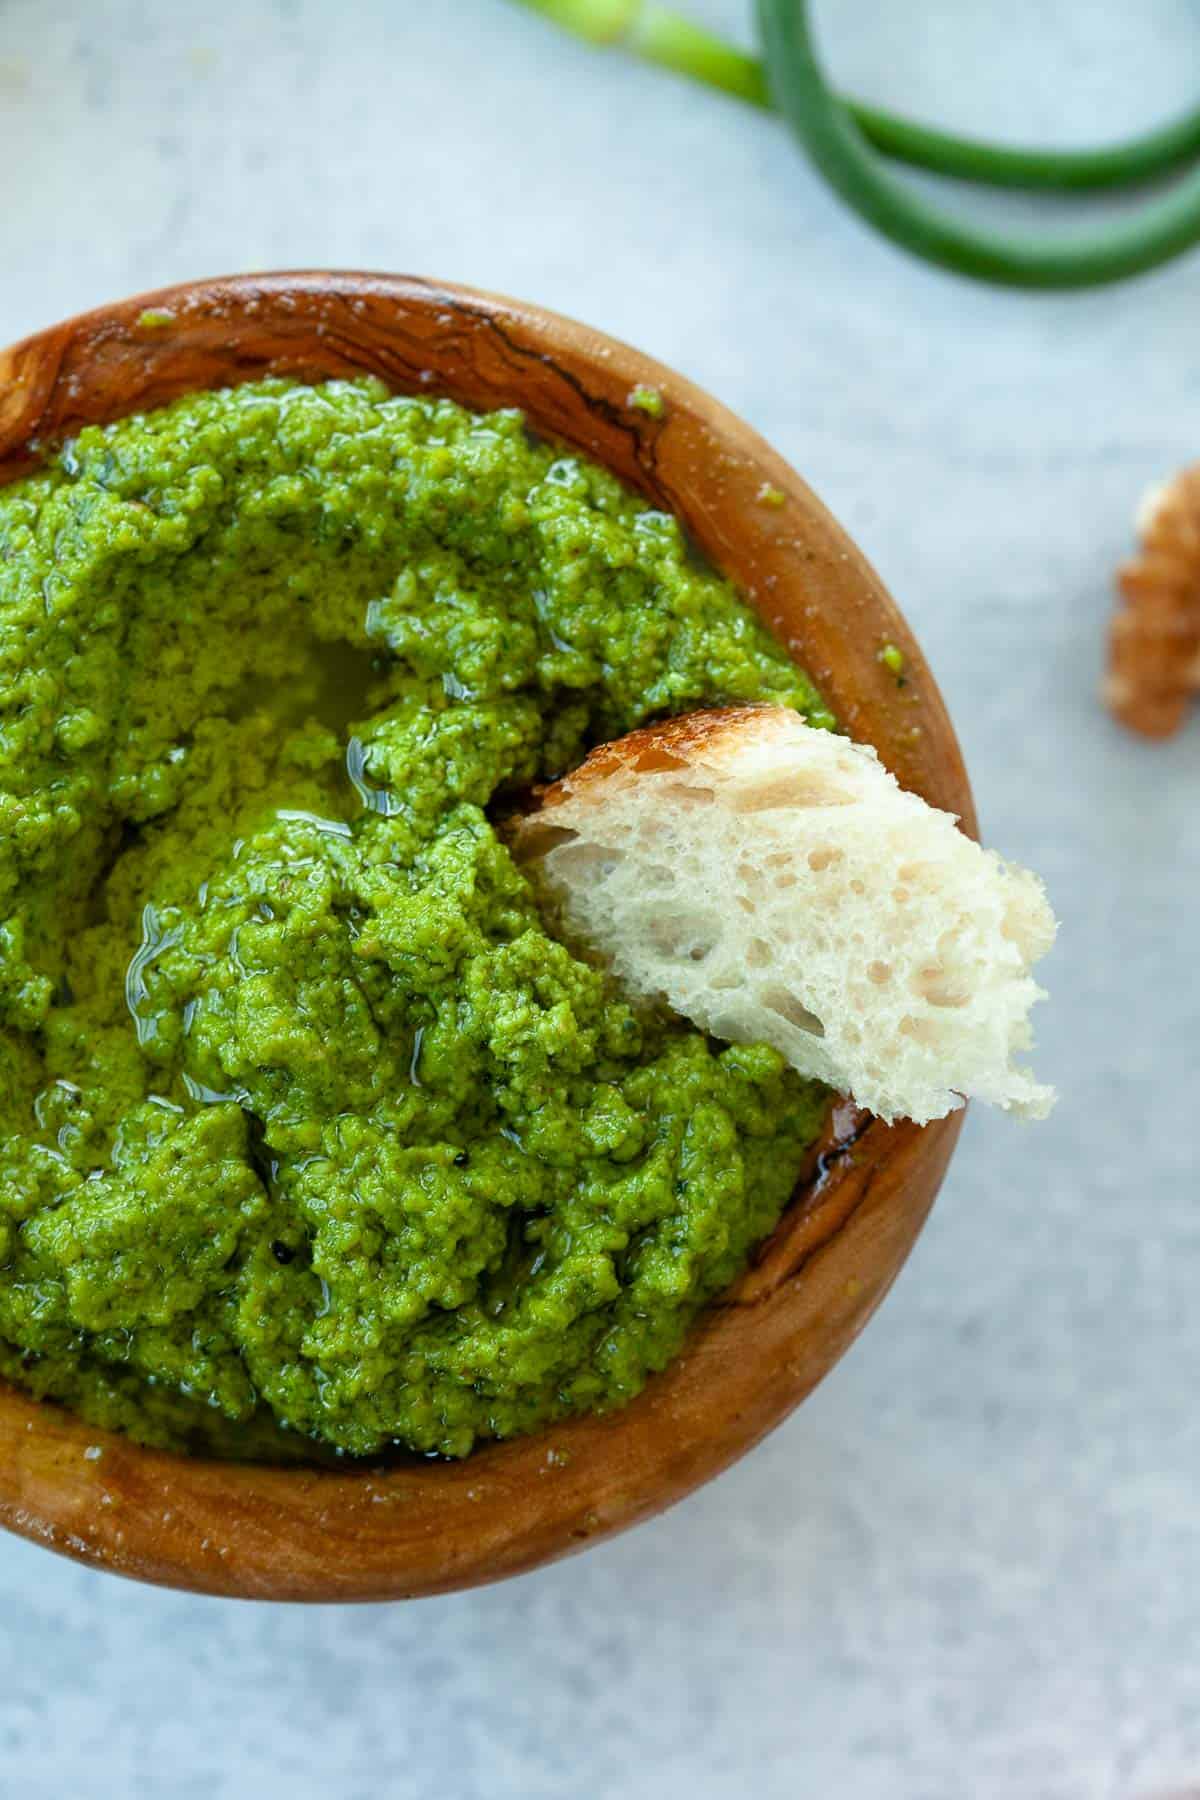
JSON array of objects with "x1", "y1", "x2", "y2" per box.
[{"x1": 0, "y1": 377, "x2": 831, "y2": 1459}]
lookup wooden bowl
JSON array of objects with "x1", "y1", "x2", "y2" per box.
[{"x1": 0, "y1": 272, "x2": 973, "y2": 1600}]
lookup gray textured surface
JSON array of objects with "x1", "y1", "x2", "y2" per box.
[{"x1": 2, "y1": 3, "x2": 1199, "y2": 1796}]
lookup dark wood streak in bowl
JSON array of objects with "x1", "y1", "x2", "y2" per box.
[{"x1": 0, "y1": 272, "x2": 972, "y2": 1600}]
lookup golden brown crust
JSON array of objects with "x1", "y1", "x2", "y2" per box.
[
  {"x1": 1107, "y1": 467, "x2": 1200, "y2": 738},
  {"x1": 531, "y1": 704, "x2": 768, "y2": 811},
  {"x1": 510, "y1": 706, "x2": 776, "y2": 867}
]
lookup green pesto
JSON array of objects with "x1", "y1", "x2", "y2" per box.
[
  {"x1": 628, "y1": 385, "x2": 666, "y2": 419},
  {"x1": 878, "y1": 641, "x2": 907, "y2": 686},
  {"x1": 0, "y1": 377, "x2": 831, "y2": 1461}
]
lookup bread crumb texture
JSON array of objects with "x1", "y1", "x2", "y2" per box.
[{"x1": 515, "y1": 707, "x2": 1057, "y2": 1126}]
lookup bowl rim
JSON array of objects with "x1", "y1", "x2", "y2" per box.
[{"x1": 0, "y1": 271, "x2": 971, "y2": 1601}]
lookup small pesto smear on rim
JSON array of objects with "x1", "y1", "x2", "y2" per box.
[
  {"x1": 628, "y1": 385, "x2": 666, "y2": 419},
  {"x1": 878, "y1": 641, "x2": 907, "y2": 685},
  {"x1": 0, "y1": 377, "x2": 832, "y2": 1460}
]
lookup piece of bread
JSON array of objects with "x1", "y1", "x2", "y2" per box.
[{"x1": 512, "y1": 705, "x2": 1056, "y2": 1125}]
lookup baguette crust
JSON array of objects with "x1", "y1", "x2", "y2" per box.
[{"x1": 513, "y1": 706, "x2": 1055, "y2": 1125}]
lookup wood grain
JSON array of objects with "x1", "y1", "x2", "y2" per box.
[{"x1": 0, "y1": 272, "x2": 972, "y2": 1600}]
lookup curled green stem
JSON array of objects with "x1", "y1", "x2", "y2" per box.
[
  {"x1": 756, "y1": 0, "x2": 1200, "y2": 288},
  {"x1": 853, "y1": 94, "x2": 1200, "y2": 194},
  {"x1": 513, "y1": 0, "x2": 1200, "y2": 195}
]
